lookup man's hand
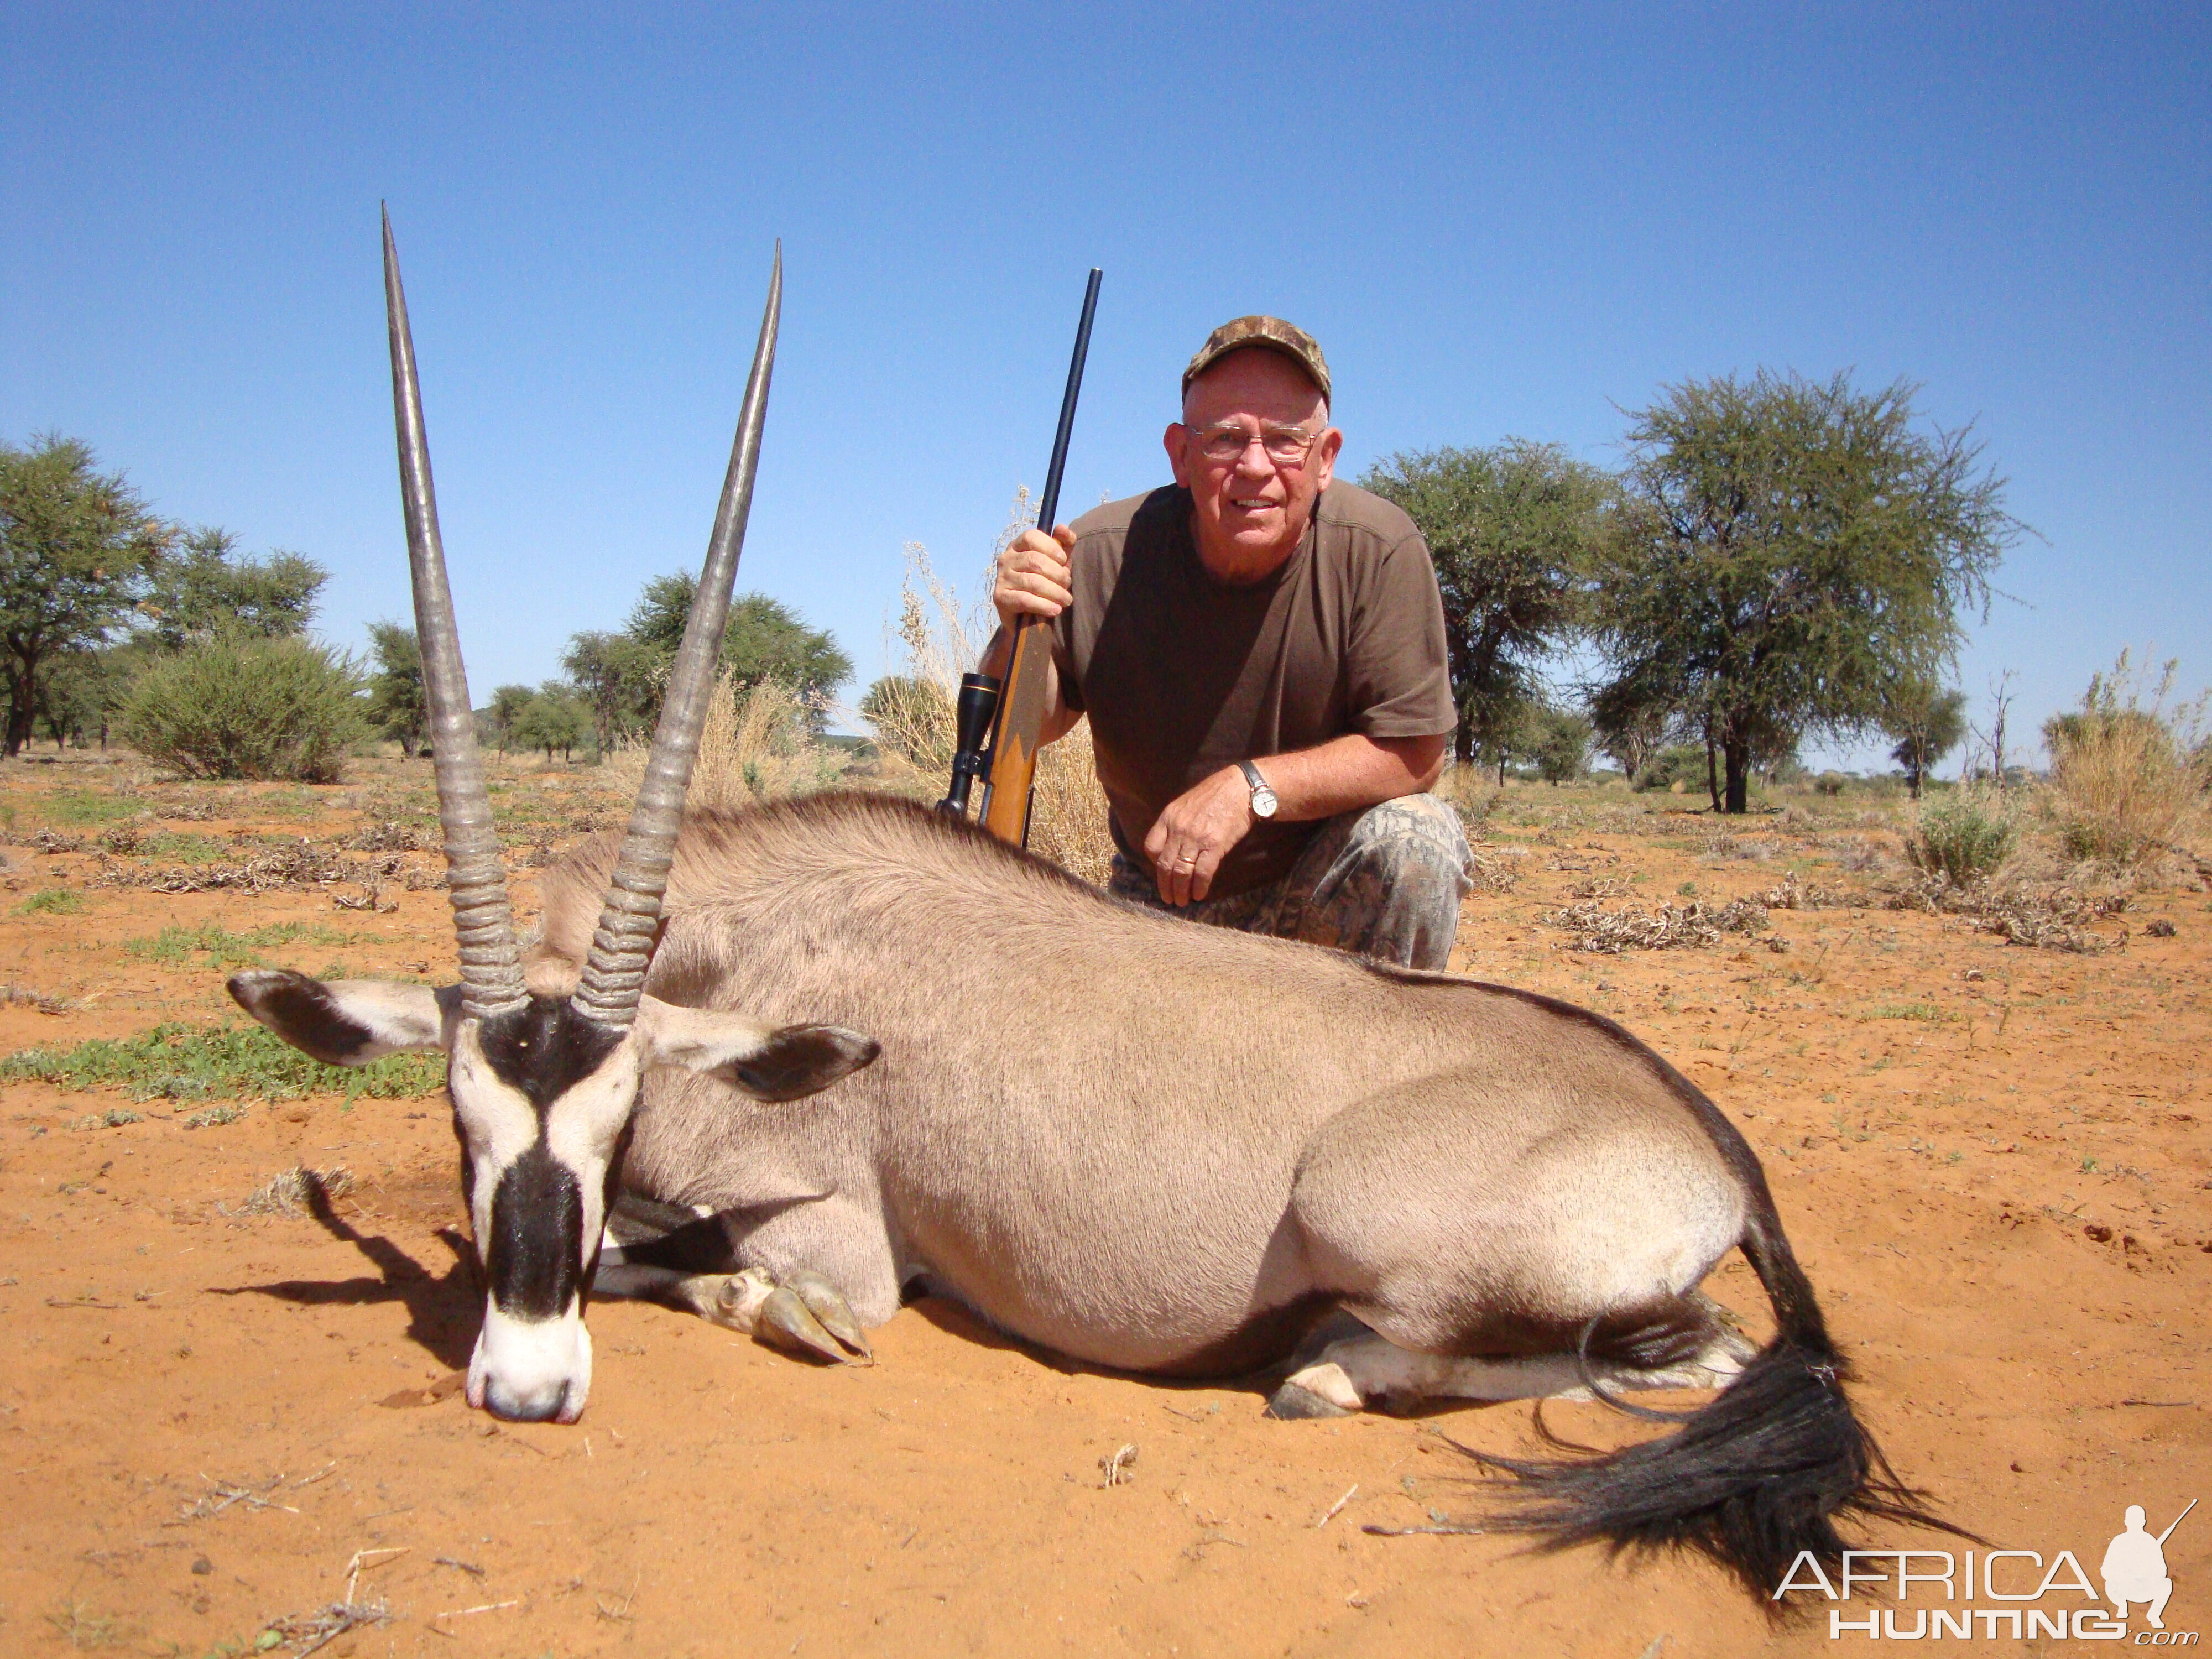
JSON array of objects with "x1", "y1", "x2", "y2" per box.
[
  {"x1": 1138, "y1": 735, "x2": 1446, "y2": 906},
  {"x1": 1143, "y1": 765, "x2": 1255, "y2": 906},
  {"x1": 993, "y1": 525, "x2": 1076, "y2": 632}
]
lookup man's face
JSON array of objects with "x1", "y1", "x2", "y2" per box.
[{"x1": 1165, "y1": 349, "x2": 1341, "y2": 582}]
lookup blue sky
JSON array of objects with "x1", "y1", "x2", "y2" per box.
[{"x1": 5, "y1": 4, "x2": 2206, "y2": 768}]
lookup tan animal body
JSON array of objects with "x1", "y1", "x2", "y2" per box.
[{"x1": 540, "y1": 794, "x2": 1749, "y2": 1392}]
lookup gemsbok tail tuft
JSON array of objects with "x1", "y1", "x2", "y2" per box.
[{"x1": 1466, "y1": 1204, "x2": 1974, "y2": 1609}]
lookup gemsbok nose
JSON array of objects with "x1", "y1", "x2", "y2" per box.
[{"x1": 471, "y1": 1305, "x2": 591, "y2": 1423}]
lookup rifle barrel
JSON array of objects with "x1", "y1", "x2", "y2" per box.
[
  {"x1": 970, "y1": 269, "x2": 1103, "y2": 844},
  {"x1": 1034, "y1": 268, "x2": 1103, "y2": 533},
  {"x1": 2157, "y1": 1497, "x2": 2196, "y2": 1545}
]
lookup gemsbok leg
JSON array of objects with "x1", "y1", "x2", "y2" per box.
[{"x1": 1272, "y1": 1074, "x2": 1755, "y2": 1417}]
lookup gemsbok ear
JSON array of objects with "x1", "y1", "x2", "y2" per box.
[
  {"x1": 228, "y1": 969, "x2": 456, "y2": 1066},
  {"x1": 637, "y1": 995, "x2": 880, "y2": 1103}
]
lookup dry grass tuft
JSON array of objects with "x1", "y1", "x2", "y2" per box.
[
  {"x1": 864, "y1": 541, "x2": 989, "y2": 782},
  {"x1": 1468, "y1": 844, "x2": 1524, "y2": 893},
  {"x1": 1541, "y1": 897, "x2": 1770, "y2": 953},
  {"x1": 695, "y1": 675, "x2": 834, "y2": 807},
  {"x1": 2044, "y1": 650, "x2": 2209, "y2": 867},
  {"x1": 260, "y1": 1596, "x2": 393, "y2": 1656},
  {"x1": 1885, "y1": 872, "x2": 2126, "y2": 954},
  {"x1": 864, "y1": 539, "x2": 1114, "y2": 884},
  {"x1": 1754, "y1": 869, "x2": 1851, "y2": 910},
  {"x1": 238, "y1": 1164, "x2": 355, "y2": 1217},
  {"x1": 2, "y1": 982, "x2": 74, "y2": 1015},
  {"x1": 606, "y1": 672, "x2": 838, "y2": 811},
  {"x1": 44, "y1": 1599, "x2": 133, "y2": 1651}
]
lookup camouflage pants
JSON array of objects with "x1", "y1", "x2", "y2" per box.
[{"x1": 1108, "y1": 794, "x2": 1472, "y2": 970}]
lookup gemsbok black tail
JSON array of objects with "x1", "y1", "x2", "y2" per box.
[{"x1": 1468, "y1": 1196, "x2": 1973, "y2": 1609}]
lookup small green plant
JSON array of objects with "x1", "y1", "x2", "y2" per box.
[
  {"x1": 18, "y1": 888, "x2": 85, "y2": 916},
  {"x1": 1866, "y1": 1002, "x2": 1956, "y2": 1023},
  {"x1": 3, "y1": 1022, "x2": 442, "y2": 1103},
  {"x1": 1907, "y1": 789, "x2": 2016, "y2": 884},
  {"x1": 45, "y1": 791, "x2": 142, "y2": 827},
  {"x1": 44, "y1": 1598, "x2": 132, "y2": 1650},
  {"x1": 71, "y1": 1106, "x2": 144, "y2": 1130},
  {"x1": 181, "y1": 1103, "x2": 247, "y2": 1128},
  {"x1": 1676, "y1": 880, "x2": 1698, "y2": 896},
  {"x1": 117, "y1": 633, "x2": 364, "y2": 782},
  {"x1": 123, "y1": 920, "x2": 356, "y2": 969},
  {"x1": 140, "y1": 831, "x2": 230, "y2": 865}
]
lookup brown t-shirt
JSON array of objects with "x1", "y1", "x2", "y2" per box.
[{"x1": 1051, "y1": 481, "x2": 1456, "y2": 896}]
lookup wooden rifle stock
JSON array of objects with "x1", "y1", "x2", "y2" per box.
[{"x1": 974, "y1": 267, "x2": 1102, "y2": 847}]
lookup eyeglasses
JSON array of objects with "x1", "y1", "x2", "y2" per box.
[{"x1": 1189, "y1": 422, "x2": 1326, "y2": 466}]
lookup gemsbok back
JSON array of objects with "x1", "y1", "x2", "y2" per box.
[{"x1": 231, "y1": 219, "x2": 1957, "y2": 1605}]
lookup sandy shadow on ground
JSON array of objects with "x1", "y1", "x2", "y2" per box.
[{"x1": 207, "y1": 1183, "x2": 479, "y2": 1370}]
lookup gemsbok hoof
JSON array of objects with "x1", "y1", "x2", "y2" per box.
[
  {"x1": 784, "y1": 1269, "x2": 874, "y2": 1362},
  {"x1": 758, "y1": 1286, "x2": 871, "y2": 1366},
  {"x1": 1264, "y1": 1378, "x2": 1355, "y2": 1420}
]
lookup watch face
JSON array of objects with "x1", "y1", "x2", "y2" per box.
[{"x1": 1253, "y1": 785, "x2": 1279, "y2": 818}]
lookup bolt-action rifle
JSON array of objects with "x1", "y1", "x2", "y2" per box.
[{"x1": 938, "y1": 268, "x2": 1102, "y2": 845}]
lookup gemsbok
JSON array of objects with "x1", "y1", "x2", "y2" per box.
[{"x1": 230, "y1": 217, "x2": 1953, "y2": 1604}]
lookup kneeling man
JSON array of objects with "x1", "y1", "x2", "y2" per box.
[
  {"x1": 2102, "y1": 1505, "x2": 2174, "y2": 1629},
  {"x1": 987, "y1": 315, "x2": 1469, "y2": 969}
]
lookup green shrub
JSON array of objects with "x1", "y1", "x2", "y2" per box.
[
  {"x1": 1907, "y1": 789, "x2": 2016, "y2": 884},
  {"x1": 18, "y1": 889, "x2": 84, "y2": 915},
  {"x1": 1635, "y1": 744, "x2": 1708, "y2": 792},
  {"x1": 117, "y1": 634, "x2": 363, "y2": 782}
]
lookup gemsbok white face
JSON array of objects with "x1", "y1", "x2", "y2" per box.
[
  {"x1": 228, "y1": 214, "x2": 864, "y2": 1422},
  {"x1": 229, "y1": 972, "x2": 874, "y2": 1421}
]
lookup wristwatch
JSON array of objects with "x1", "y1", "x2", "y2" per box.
[{"x1": 1238, "y1": 760, "x2": 1279, "y2": 819}]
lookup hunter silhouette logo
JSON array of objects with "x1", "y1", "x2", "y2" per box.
[
  {"x1": 1772, "y1": 1496, "x2": 2198, "y2": 1641},
  {"x1": 2106, "y1": 1501, "x2": 2192, "y2": 1631}
]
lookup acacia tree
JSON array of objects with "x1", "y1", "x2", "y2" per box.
[
  {"x1": 143, "y1": 528, "x2": 327, "y2": 650},
  {"x1": 484, "y1": 683, "x2": 536, "y2": 754},
  {"x1": 1588, "y1": 671, "x2": 1679, "y2": 787},
  {"x1": 510, "y1": 684, "x2": 589, "y2": 761},
  {"x1": 1590, "y1": 372, "x2": 2021, "y2": 813},
  {"x1": 364, "y1": 622, "x2": 426, "y2": 757},
  {"x1": 560, "y1": 630, "x2": 659, "y2": 753},
  {"x1": 0, "y1": 436, "x2": 168, "y2": 756},
  {"x1": 1885, "y1": 682, "x2": 1968, "y2": 799},
  {"x1": 1363, "y1": 441, "x2": 1608, "y2": 771},
  {"x1": 616, "y1": 576, "x2": 851, "y2": 731},
  {"x1": 1527, "y1": 705, "x2": 1593, "y2": 785}
]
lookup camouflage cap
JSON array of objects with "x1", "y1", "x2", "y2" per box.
[{"x1": 1181, "y1": 316, "x2": 1331, "y2": 405}]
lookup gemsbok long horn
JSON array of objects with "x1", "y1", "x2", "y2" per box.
[
  {"x1": 382, "y1": 206, "x2": 529, "y2": 1022},
  {"x1": 570, "y1": 243, "x2": 784, "y2": 1028}
]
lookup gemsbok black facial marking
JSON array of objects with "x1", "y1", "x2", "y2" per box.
[
  {"x1": 486, "y1": 1143, "x2": 587, "y2": 1321},
  {"x1": 475, "y1": 997, "x2": 628, "y2": 1111},
  {"x1": 467, "y1": 998, "x2": 627, "y2": 1319}
]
